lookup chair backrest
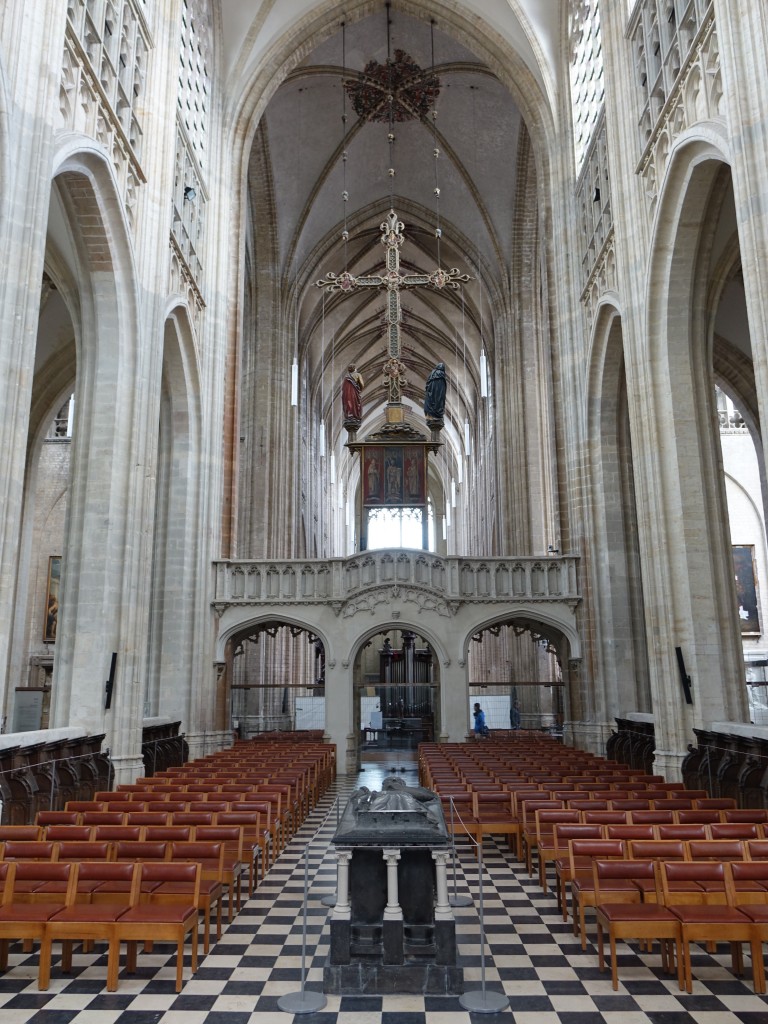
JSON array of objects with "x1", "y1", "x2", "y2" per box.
[
  {"x1": 582, "y1": 810, "x2": 627, "y2": 825},
  {"x1": 148, "y1": 801, "x2": 188, "y2": 813},
  {"x1": 729, "y1": 859, "x2": 768, "y2": 890},
  {"x1": 746, "y1": 840, "x2": 768, "y2": 860},
  {"x1": 36, "y1": 811, "x2": 79, "y2": 827},
  {"x1": 114, "y1": 840, "x2": 169, "y2": 861},
  {"x1": 217, "y1": 811, "x2": 264, "y2": 834},
  {"x1": 677, "y1": 810, "x2": 722, "y2": 824},
  {"x1": 43, "y1": 825, "x2": 92, "y2": 842},
  {"x1": 124, "y1": 812, "x2": 170, "y2": 826},
  {"x1": 74, "y1": 861, "x2": 137, "y2": 902},
  {"x1": 660, "y1": 859, "x2": 729, "y2": 903},
  {"x1": 143, "y1": 826, "x2": 192, "y2": 843},
  {"x1": 627, "y1": 838, "x2": 686, "y2": 861},
  {"x1": 92, "y1": 825, "x2": 143, "y2": 843},
  {"x1": 552, "y1": 823, "x2": 603, "y2": 853},
  {"x1": 0, "y1": 825, "x2": 42, "y2": 842},
  {"x1": 568, "y1": 838, "x2": 626, "y2": 874},
  {"x1": 520, "y1": 799, "x2": 564, "y2": 827},
  {"x1": 133, "y1": 860, "x2": 201, "y2": 905},
  {"x1": 725, "y1": 809, "x2": 768, "y2": 824},
  {"x1": 686, "y1": 838, "x2": 746, "y2": 861},
  {"x1": 55, "y1": 840, "x2": 111, "y2": 862},
  {"x1": 630, "y1": 809, "x2": 675, "y2": 825},
  {"x1": 592, "y1": 858, "x2": 657, "y2": 901},
  {"x1": 81, "y1": 812, "x2": 126, "y2": 826},
  {"x1": 194, "y1": 825, "x2": 244, "y2": 858},
  {"x1": 535, "y1": 808, "x2": 581, "y2": 835},
  {"x1": 3, "y1": 840, "x2": 56, "y2": 860},
  {"x1": 656, "y1": 824, "x2": 708, "y2": 841},
  {"x1": 11, "y1": 860, "x2": 71, "y2": 894},
  {"x1": 64, "y1": 801, "x2": 105, "y2": 813},
  {"x1": 609, "y1": 799, "x2": 651, "y2": 811},
  {"x1": 170, "y1": 841, "x2": 225, "y2": 879},
  {"x1": 709, "y1": 822, "x2": 759, "y2": 840},
  {"x1": 171, "y1": 812, "x2": 215, "y2": 827},
  {"x1": 605, "y1": 824, "x2": 655, "y2": 841},
  {"x1": 695, "y1": 797, "x2": 737, "y2": 810},
  {"x1": 95, "y1": 791, "x2": 131, "y2": 802}
]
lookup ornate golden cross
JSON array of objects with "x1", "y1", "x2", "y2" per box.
[{"x1": 315, "y1": 210, "x2": 469, "y2": 410}]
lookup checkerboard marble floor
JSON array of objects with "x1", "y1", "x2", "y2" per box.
[{"x1": 3, "y1": 762, "x2": 768, "y2": 1024}]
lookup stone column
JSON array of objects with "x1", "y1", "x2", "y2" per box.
[
  {"x1": 324, "y1": 658, "x2": 354, "y2": 775},
  {"x1": 432, "y1": 850, "x2": 453, "y2": 922},
  {"x1": 432, "y1": 848, "x2": 458, "y2": 966},
  {"x1": 382, "y1": 847, "x2": 404, "y2": 965},
  {"x1": 329, "y1": 848, "x2": 352, "y2": 966}
]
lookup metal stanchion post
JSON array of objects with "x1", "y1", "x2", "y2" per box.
[
  {"x1": 278, "y1": 839, "x2": 325, "y2": 1015},
  {"x1": 459, "y1": 842, "x2": 509, "y2": 1013},
  {"x1": 449, "y1": 796, "x2": 472, "y2": 908},
  {"x1": 321, "y1": 796, "x2": 340, "y2": 907},
  {"x1": 278, "y1": 835, "x2": 326, "y2": 1012}
]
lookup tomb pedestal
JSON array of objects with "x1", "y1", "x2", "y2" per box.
[{"x1": 323, "y1": 780, "x2": 463, "y2": 995}]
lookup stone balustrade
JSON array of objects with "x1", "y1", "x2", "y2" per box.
[{"x1": 213, "y1": 553, "x2": 579, "y2": 611}]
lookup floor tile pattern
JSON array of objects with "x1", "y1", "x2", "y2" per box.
[{"x1": 3, "y1": 763, "x2": 768, "y2": 1023}]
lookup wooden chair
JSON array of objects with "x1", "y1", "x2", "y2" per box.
[
  {"x1": 593, "y1": 859, "x2": 683, "y2": 991},
  {"x1": 660, "y1": 860, "x2": 760, "y2": 994},
  {"x1": 113, "y1": 861, "x2": 201, "y2": 991},
  {"x1": 532, "y1": 808, "x2": 581, "y2": 891},
  {"x1": 168, "y1": 840, "x2": 225, "y2": 952},
  {"x1": 218, "y1": 811, "x2": 270, "y2": 894},
  {"x1": 194, "y1": 825, "x2": 244, "y2": 919},
  {"x1": 38, "y1": 862, "x2": 138, "y2": 991},
  {"x1": 568, "y1": 838, "x2": 629, "y2": 948},
  {"x1": 518, "y1": 799, "x2": 564, "y2": 870},
  {"x1": 0, "y1": 862, "x2": 70, "y2": 986},
  {"x1": 552, "y1": 824, "x2": 603, "y2": 919}
]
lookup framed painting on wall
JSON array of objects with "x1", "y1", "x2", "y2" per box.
[
  {"x1": 43, "y1": 555, "x2": 61, "y2": 643},
  {"x1": 733, "y1": 544, "x2": 761, "y2": 636}
]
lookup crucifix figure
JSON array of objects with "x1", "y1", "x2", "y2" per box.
[{"x1": 315, "y1": 210, "x2": 469, "y2": 427}]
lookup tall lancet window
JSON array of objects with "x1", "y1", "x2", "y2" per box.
[
  {"x1": 569, "y1": 0, "x2": 605, "y2": 173},
  {"x1": 179, "y1": 0, "x2": 211, "y2": 172}
]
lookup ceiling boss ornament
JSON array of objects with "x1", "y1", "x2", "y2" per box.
[{"x1": 345, "y1": 49, "x2": 440, "y2": 122}]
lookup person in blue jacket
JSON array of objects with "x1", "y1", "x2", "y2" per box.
[{"x1": 473, "y1": 702, "x2": 488, "y2": 739}]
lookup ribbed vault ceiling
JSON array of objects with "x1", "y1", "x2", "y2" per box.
[{"x1": 240, "y1": 2, "x2": 555, "y2": 443}]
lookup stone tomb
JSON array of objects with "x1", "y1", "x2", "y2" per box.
[{"x1": 323, "y1": 778, "x2": 463, "y2": 994}]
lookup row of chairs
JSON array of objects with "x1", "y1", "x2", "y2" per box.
[
  {"x1": 569, "y1": 850, "x2": 768, "y2": 993},
  {"x1": 533, "y1": 818, "x2": 768, "y2": 893},
  {"x1": 440, "y1": 790, "x2": 743, "y2": 860},
  {"x1": 0, "y1": 858, "x2": 201, "y2": 992},
  {"x1": 0, "y1": 834, "x2": 242, "y2": 929},
  {"x1": 592, "y1": 856, "x2": 768, "y2": 993}
]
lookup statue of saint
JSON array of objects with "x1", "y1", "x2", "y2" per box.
[
  {"x1": 341, "y1": 364, "x2": 363, "y2": 422},
  {"x1": 424, "y1": 362, "x2": 447, "y2": 421}
]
